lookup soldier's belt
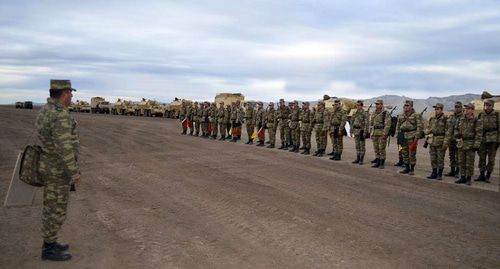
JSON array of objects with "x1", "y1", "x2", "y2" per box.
[
  {"x1": 401, "y1": 128, "x2": 416, "y2": 132},
  {"x1": 463, "y1": 137, "x2": 475, "y2": 141},
  {"x1": 352, "y1": 126, "x2": 361, "y2": 129},
  {"x1": 373, "y1": 126, "x2": 384, "y2": 129},
  {"x1": 484, "y1": 128, "x2": 498, "y2": 133},
  {"x1": 432, "y1": 133, "x2": 446, "y2": 136}
]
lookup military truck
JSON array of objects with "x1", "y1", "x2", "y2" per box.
[
  {"x1": 111, "y1": 98, "x2": 129, "y2": 115},
  {"x1": 91, "y1": 97, "x2": 111, "y2": 114},
  {"x1": 165, "y1": 98, "x2": 183, "y2": 118},
  {"x1": 215, "y1": 93, "x2": 245, "y2": 106},
  {"x1": 471, "y1": 91, "x2": 500, "y2": 115},
  {"x1": 15, "y1": 102, "x2": 24, "y2": 108}
]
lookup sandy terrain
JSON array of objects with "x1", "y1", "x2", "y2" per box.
[{"x1": 1, "y1": 105, "x2": 499, "y2": 269}]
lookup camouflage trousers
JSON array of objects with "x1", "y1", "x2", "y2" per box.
[
  {"x1": 195, "y1": 120, "x2": 201, "y2": 135},
  {"x1": 401, "y1": 138, "x2": 417, "y2": 165},
  {"x1": 300, "y1": 124, "x2": 311, "y2": 149},
  {"x1": 279, "y1": 122, "x2": 290, "y2": 145},
  {"x1": 290, "y1": 126, "x2": 300, "y2": 147},
  {"x1": 354, "y1": 135, "x2": 366, "y2": 155},
  {"x1": 447, "y1": 140, "x2": 460, "y2": 169},
  {"x1": 201, "y1": 122, "x2": 208, "y2": 135},
  {"x1": 39, "y1": 157, "x2": 71, "y2": 243},
  {"x1": 218, "y1": 122, "x2": 227, "y2": 138},
  {"x1": 267, "y1": 125, "x2": 277, "y2": 145},
  {"x1": 478, "y1": 142, "x2": 498, "y2": 173},
  {"x1": 372, "y1": 135, "x2": 387, "y2": 160},
  {"x1": 330, "y1": 133, "x2": 344, "y2": 155},
  {"x1": 210, "y1": 121, "x2": 218, "y2": 137},
  {"x1": 459, "y1": 149, "x2": 475, "y2": 177},
  {"x1": 256, "y1": 124, "x2": 265, "y2": 142},
  {"x1": 246, "y1": 123, "x2": 255, "y2": 141},
  {"x1": 315, "y1": 124, "x2": 327, "y2": 151},
  {"x1": 429, "y1": 145, "x2": 446, "y2": 169}
]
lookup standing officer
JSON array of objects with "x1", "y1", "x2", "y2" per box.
[
  {"x1": 277, "y1": 99, "x2": 291, "y2": 149},
  {"x1": 196, "y1": 102, "x2": 204, "y2": 136},
  {"x1": 369, "y1": 100, "x2": 391, "y2": 168},
  {"x1": 425, "y1": 103, "x2": 448, "y2": 180},
  {"x1": 351, "y1": 100, "x2": 369, "y2": 165},
  {"x1": 201, "y1": 102, "x2": 210, "y2": 138},
  {"x1": 191, "y1": 102, "x2": 199, "y2": 136},
  {"x1": 217, "y1": 102, "x2": 226, "y2": 140},
  {"x1": 224, "y1": 104, "x2": 232, "y2": 140},
  {"x1": 328, "y1": 99, "x2": 348, "y2": 161},
  {"x1": 264, "y1": 102, "x2": 278, "y2": 148},
  {"x1": 185, "y1": 102, "x2": 194, "y2": 135},
  {"x1": 209, "y1": 102, "x2": 218, "y2": 139},
  {"x1": 455, "y1": 103, "x2": 482, "y2": 185},
  {"x1": 179, "y1": 101, "x2": 187, "y2": 135},
  {"x1": 312, "y1": 101, "x2": 328, "y2": 157},
  {"x1": 396, "y1": 100, "x2": 424, "y2": 175},
  {"x1": 255, "y1": 102, "x2": 266, "y2": 146},
  {"x1": 300, "y1": 101, "x2": 313, "y2": 155},
  {"x1": 476, "y1": 99, "x2": 499, "y2": 183},
  {"x1": 289, "y1": 100, "x2": 301, "y2": 152},
  {"x1": 444, "y1": 102, "x2": 464, "y2": 177},
  {"x1": 244, "y1": 102, "x2": 256, "y2": 144},
  {"x1": 36, "y1": 79, "x2": 80, "y2": 261}
]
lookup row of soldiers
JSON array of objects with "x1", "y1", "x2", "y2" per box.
[{"x1": 179, "y1": 98, "x2": 499, "y2": 186}]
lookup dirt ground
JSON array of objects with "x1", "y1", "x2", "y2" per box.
[{"x1": 1, "y1": 105, "x2": 499, "y2": 269}]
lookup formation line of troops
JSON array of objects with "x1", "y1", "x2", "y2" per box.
[{"x1": 179, "y1": 98, "x2": 499, "y2": 186}]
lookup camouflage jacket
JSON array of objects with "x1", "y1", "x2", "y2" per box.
[
  {"x1": 202, "y1": 107, "x2": 209, "y2": 122},
  {"x1": 185, "y1": 107, "x2": 193, "y2": 121},
  {"x1": 255, "y1": 108, "x2": 265, "y2": 127},
  {"x1": 209, "y1": 107, "x2": 217, "y2": 123},
  {"x1": 312, "y1": 107, "x2": 328, "y2": 130},
  {"x1": 276, "y1": 106, "x2": 291, "y2": 126},
  {"x1": 264, "y1": 108, "x2": 277, "y2": 129},
  {"x1": 370, "y1": 109, "x2": 391, "y2": 137},
  {"x1": 36, "y1": 98, "x2": 80, "y2": 176},
  {"x1": 350, "y1": 109, "x2": 369, "y2": 136},
  {"x1": 179, "y1": 106, "x2": 186, "y2": 119},
  {"x1": 396, "y1": 110, "x2": 424, "y2": 140},
  {"x1": 223, "y1": 108, "x2": 231, "y2": 124},
  {"x1": 192, "y1": 106, "x2": 199, "y2": 121},
  {"x1": 196, "y1": 106, "x2": 204, "y2": 120},
  {"x1": 478, "y1": 110, "x2": 500, "y2": 143},
  {"x1": 329, "y1": 109, "x2": 347, "y2": 133},
  {"x1": 426, "y1": 113, "x2": 448, "y2": 146},
  {"x1": 216, "y1": 107, "x2": 225, "y2": 121},
  {"x1": 455, "y1": 115, "x2": 482, "y2": 150},
  {"x1": 446, "y1": 111, "x2": 463, "y2": 143},
  {"x1": 289, "y1": 108, "x2": 300, "y2": 129},
  {"x1": 299, "y1": 108, "x2": 312, "y2": 132},
  {"x1": 245, "y1": 107, "x2": 255, "y2": 124}
]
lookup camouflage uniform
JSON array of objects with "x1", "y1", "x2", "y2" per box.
[
  {"x1": 328, "y1": 104, "x2": 347, "y2": 160},
  {"x1": 192, "y1": 103, "x2": 199, "y2": 135},
  {"x1": 255, "y1": 104, "x2": 266, "y2": 145},
  {"x1": 209, "y1": 104, "x2": 217, "y2": 138},
  {"x1": 201, "y1": 104, "x2": 209, "y2": 137},
  {"x1": 445, "y1": 106, "x2": 463, "y2": 177},
  {"x1": 217, "y1": 104, "x2": 226, "y2": 139},
  {"x1": 455, "y1": 104, "x2": 482, "y2": 185},
  {"x1": 264, "y1": 104, "x2": 278, "y2": 147},
  {"x1": 36, "y1": 97, "x2": 79, "y2": 244},
  {"x1": 312, "y1": 103, "x2": 328, "y2": 156},
  {"x1": 396, "y1": 102, "x2": 424, "y2": 174},
  {"x1": 185, "y1": 104, "x2": 194, "y2": 135},
  {"x1": 476, "y1": 99, "x2": 500, "y2": 182},
  {"x1": 196, "y1": 104, "x2": 203, "y2": 136},
  {"x1": 350, "y1": 106, "x2": 369, "y2": 164},
  {"x1": 289, "y1": 102, "x2": 301, "y2": 151},
  {"x1": 277, "y1": 101, "x2": 291, "y2": 149},
  {"x1": 244, "y1": 104, "x2": 255, "y2": 143},
  {"x1": 299, "y1": 103, "x2": 313, "y2": 154},
  {"x1": 425, "y1": 103, "x2": 448, "y2": 179},
  {"x1": 179, "y1": 105, "x2": 187, "y2": 134},
  {"x1": 370, "y1": 105, "x2": 391, "y2": 167},
  {"x1": 224, "y1": 105, "x2": 231, "y2": 139}
]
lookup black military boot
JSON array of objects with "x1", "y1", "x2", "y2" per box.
[
  {"x1": 329, "y1": 153, "x2": 337, "y2": 160},
  {"x1": 245, "y1": 139, "x2": 251, "y2": 144},
  {"x1": 303, "y1": 149, "x2": 310, "y2": 155},
  {"x1": 427, "y1": 168, "x2": 437, "y2": 179},
  {"x1": 249, "y1": 139, "x2": 254, "y2": 145},
  {"x1": 181, "y1": 130, "x2": 187, "y2": 135},
  {"x1": 352, "y1": 155, "x2": 360, "y2": 164},
  {"x1": 289, "y1": 145, "x2": 296, "y2": 152},
  {"x1": 455, "y1": 176, "x2": 466, "y2": 184},
  {"x1": 371, "y1": 158, "x2": 379, "y2": 164},
  {"x1": 267, "y1": 144, "x2": 275, "y2": 148},
  {"x1": 358, "y1": 154, "x2": 364, "y2": 165},
  {"x1": 335, "y1": 153, "x2": 342, "y2": 161},
  {"x1": 466, "y1": 176, "x2": 472, "y2": 186},
  {"x1": 256, "y1": 141, "x2": 265, "y2": 147},
  {"x1": 394, "y1": 157, "x2": 404, "y2": 166},
  {"x1": 485, "y1": 171, "x2": 491, "y2": 183},
  {"x1": 409, "y1": 164, "x2": 416, "y2": 175},
  {"x1": 436, "y1": 169, "x2": 443, "y2": 180},
  {"x1": 378, "y1": 159, "x2": 385, "y2": 169},
  {"x1": 294, "y1": 146, "x2": 300, "y2": 153},
  {"x1": 371, "y1": 159, "x2": 380, "y2": 168},
  {"x1": 278, "y1": 142, "x2": 285, "y2": 149},
  {"x1": 474, "y1": 171, "x2": 486, "y2": 182},
  {"x1": 316, "y1": 149, "x2": 324, "y2": 157},
  {"x1": 219, "y1": 136, "x2": 225, "y2": 141},
  {"x1": 299, "y1": 146, "x2": 306, "y2": 150},
  {"x1": 327, "y1": 151, "x2": 335, "y2": 156},
  {"x1": 400, "y1": 164, "x2": 410, "y2": 174},
  {"x1": 444, "y1": 167, "x2": 456, "y2": 177},
  {"x1": 41, "y1": 242, "x2": 72, "y2": 261},
  {"x1": 455, "y1": 168, "x2": 460, "y2": 179}
]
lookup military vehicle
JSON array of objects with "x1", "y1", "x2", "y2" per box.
[
  {"x1": 321, "y1": 94, "x2": 356, "y2": 115},
  {"x1": 132, "y1": 98, "x2": 153, "y2": 116},
  {"x1": 23, "y1": 101, "x2": 33, "y2": 109},
  {"x1": 111, "y1": 98, "x2": 129, "y2": 115},
  {"x1": 15, "y1": 102, "x2": 24, "y2": 108},
  {"x1": 91, "y1": 97, "x2": 111, "y2": 114},
  {"x1": 471, "y1": 91, "x2": 500, "y2": 114},
  {"x1": 215, "y1": 93, "x2": 245, "y2": 106},
  {"x1": 165, "y1": 98, "x2": 184, "y2": 118}
]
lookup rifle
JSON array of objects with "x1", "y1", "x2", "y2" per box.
[
  {"x1": 365, "y1": 104, "x2": 373, "y2": 113},
  {"x1": 420, "y1": 107, "x2": 428, "y2": 116},
  {"x1": 387, "y1": 106, "x2": 397, "y2": 147}
]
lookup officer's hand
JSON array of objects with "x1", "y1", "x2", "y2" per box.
[{"x1": 71, "y1": 174, "x2": 81, "y2": 186}]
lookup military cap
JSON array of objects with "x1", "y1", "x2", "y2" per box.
[
  {"x1": 257, "y1": 101, "x2": 263, "y2": 105},
  {"x1": 375, "y1": 99, "x2": 384, "y2": 104},
  {"x1": 317, "y1": 100, "x2": 325, "y2": 105},
  {"x1": 292, "y1": 100, "x2": 298, "y2": 104},
  {"x1": 455, "y1": 101, "x2": 463, "y2": 107},
  {"x1": 464, "y1": 103, "x2": 475, "y2": 109},
  {"x1": 219, "y1": 101, "x2": 223, "y2": 104},
  {"x1": 334, "y1": 99, "x2": 341, "y2": 104},
  {"x1": 433, "y1": 103, "x2": 444, "y2": 109},
  {"x1": 50, "y1": 79, "x2": 76, "y2": 91},
  {"x1": 268, "y1": 102, "x2": 275, "y2": 106},
  {"x1": 302, "y1": 101, "x2": 310, "y2": 105},
  {"x1": 194, "y1": 101, "x2": 198, "y2": 104},
  {"x1": 356, "y1": 100, "x2": 363, "y2": 105},
  {"x1": 484, "y1": 99, "x2": 495, "y2": 106},
  {"x1": 404, "y1": 100, "x2": 413, "y2": 106},
  {"x1": 279, "y1": 99, "x2": 285, "y2": 102}
]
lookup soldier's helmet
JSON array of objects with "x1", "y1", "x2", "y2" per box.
[
  {"x1": 302, "y1": 101, "x2": 310, "y2": 106},
  {"x1": 404, "y1": 100, "x2": 413, "y2": 107},
  {"x1": 484, "y1": 99, "x2": 495, "y2": 106},
  {"x1": 464, "y1": 103, "x2": 475, "y2": 109},
  {"x1": 375, "y1": 99, "x2": 384, "y2": 105},
  {"x1": 50, "y1": 79, "x2": 76, "y2": 91},
  {"x1": 433, "y1": 103, "x2": 444, "y2": 109}
]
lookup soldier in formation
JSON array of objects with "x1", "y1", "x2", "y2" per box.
[
  {"x1": 350, "y1": 100, "x2": 369, "y2": 165},
  {"x1": 369, "y1": 100, "x2": 391, "y2": 168},
  {"x1": 312, "y1": 101, "x2": 328, "y2": 157},
  {"x1": 289, "y1": 100, "x2": 301, "y2": 152},
  {"x1": 396, "y1": 100, "x2": 424, "y2": 175},
  {"x1": 179, "y1": 101, "x2": 188, "y2": 135},
  {"x1": 264, "y1": 102, "x2": 277, "y2": 148},
  {"x1": 277, "y1": 99, "x2": 291, "y2": 149},
  {"x1": 217, "y1": 102, "x2": 226, "y2": 140},
  {"x1": 36, "y1": 80, "x2": 80, "y2": 261},
  {"x1": 255, "y1": 102, "x2": 266, "y2": 146},
  {"x1": 328, "y1": 99, "x2": 347, "y2": 161},
  {"x1": 476, "y1": 99, "x2": 499, "y2": 183},
  {"x1": 299, "y1": 101, "x2": 313, "y2": 155},
  {"x1": 444, "y1": 101, "x2": 463, "y2": 177},
  {"x1": 425, "y1": 103, "x2": 448, "y2": 180},
  {"x1": 244, "y1": 102, "x2": 255, "y2": 144}
]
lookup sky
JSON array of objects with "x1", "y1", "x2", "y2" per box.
[{"x1": 1, "y1": 0, "x2": 499, "y2": 103}]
